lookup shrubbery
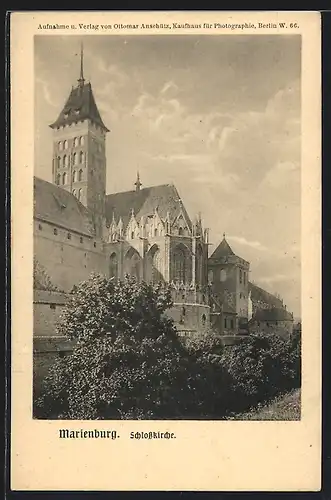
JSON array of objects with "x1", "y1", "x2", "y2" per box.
[{"x1": 35, "y1": 274, "x2": 301, "y2": 420}]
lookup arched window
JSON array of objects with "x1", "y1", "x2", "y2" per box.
[
  {"x1": 73, "y1": 137, "x2": 79, "y2": 147},
  {"x1": 78, "y1": 188, "x2": 82, "y2": 201},
  {"x1": 202, "y1": 314, "x2": 206, "y2": 326},
  {"x1": 58, "y1": 141, "x2": 62, "y2": 151},
  {"x1": 149, "y1": 245, "x2": 162, "y2": 283},
  {"x1": 124, "y1": 248, "x2": 141, "y2": 281},
  {"x1": 73, "y1": 152, "x2": 77, "y2": 165},
  {"x1": 56, "y1": 173, "x2": 61, "y2": 185},
  {"x1": 196, "y1": 244, "x2": 204, "y2": 285},
  {"x1": 178, "y1": 227, "x2": 184, "y2": 236},
  {"x1": 109, "y1": 252, "x2": 118, "y2": 279},
  {"x1": 79, "y1": 136, "x2": 84, "y2": 146},
  {"x1": 131, "y1": 231, "x2": 135, "y2": 240},
  {"x1": 173, "y1": 245, "x2": 186, "y2": 283},
  {"x1": 220, "y1": 269, "x2": 227, "y2": 282},
  {"x1": 62, "y1": 155, "x2": 67, "y2": 168},
  {"x1": 73, "y1": 170, "x2": 77, "y2": 182},
  {"x1": 63, "y1": 140, "x2": 68, "y2": 149},
  {"x1": 154, "y1": 228, "x2": 158, "y2": 237},
  {"x1": 78, "y1": 169, "x2": 83, "y2": 181},
  {"x1": 62, "y1": 172, "x2": 67, "y2": 185},
  {"x1": 79, "y1": 151, "x2": 84, "y2": 164}
]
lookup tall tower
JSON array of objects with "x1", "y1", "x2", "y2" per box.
[
  {"x1": 49, "y1": 44, "x2": 109, "y2": 237},
  {"x1": 208, "y1": 234, "x2": 250, "y2": 329}
]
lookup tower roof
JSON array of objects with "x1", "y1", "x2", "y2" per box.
[
  {"x1": 49, "y1": 82, "x2": 109, "y2": 132},
  {"x1": 210, "y1": 234, "x2": 235, "y2": 260},
  {"x1": 49, "y1": 46, "x2": 109, "y2": 132}
]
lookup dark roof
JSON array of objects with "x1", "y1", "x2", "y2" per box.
[
  {"x1": 34, "y1": 176, "x2": 95, "y2": 236},
  {"x1": 248, "y1": 282, "x2": 283, "y2": 309},
  {"x1": 105, "y1": 184, "x2": 192, "y2": 231},
  {"x1": 253, "y1": 307, "x2": 293, "y2": 322},
  {"x1": 209, "y1": 237, "x2": 235, "y2": 260},
  {"x1": 49, "y1": 82, "x2": 109, "y2": 132}
]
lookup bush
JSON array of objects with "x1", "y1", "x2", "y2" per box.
[
  {"x1": 219, "y1": 332, "x2": 301, "y2": 415},
  {"x1": 35, "y1": 274, "x2": 301, "y2": 420},
  {"x1": 35, "y1": 274, "x2": 195, "y2": 420}
]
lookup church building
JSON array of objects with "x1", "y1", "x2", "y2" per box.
[{"x1": 33, "y1": 46, "x2": 292, "y2": 370}]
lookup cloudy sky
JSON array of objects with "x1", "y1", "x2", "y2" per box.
[{"x1": 35, "y1": 34, "x2": 301, "y2": 317}]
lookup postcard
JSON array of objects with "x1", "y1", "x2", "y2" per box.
[{"x1": 10, "y1": 10, "x2": 321, "y2": 491}]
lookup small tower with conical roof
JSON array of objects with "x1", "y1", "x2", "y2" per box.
[
  {"x1": 50, "y1": 43, "x2": 109, "y2": 237},
  {"x1": 208, "y1": 233, "x2": 250, "y2": 333}
]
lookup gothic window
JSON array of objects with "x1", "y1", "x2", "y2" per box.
[
  {"x1": 173, "y1": 244, "x2": 186, "y2": 283},
  {"x1": 224, "y1": 318, "x2": 227, "y2": 329},
  {"x1": 58, "y1": 141, "x2": 62, "y2": 151},
  {"x1": 196, "y1": 244, "x2": 203, "y2": 285},
  {"x1": 124, "y1": 248, "x2": 141, "y2": 281},
  {"x1": 64, "y1": 140, "x2": 68, "y2": 149},
  {"x1": 73, "y1": 170, "x2": 77, "y2": 182},
  {"x1": 151, "y1": 246, "x2": 162, "y2": 283},
  {"x1": 74, "y1": 137, "x2": 79, "y2": 147},
  {"x1": 109, "y1": 252, "x2": 118, "y2": 279},
  {"x1": 220, "y1": 269, "x2": 227, "y2": 282},
  {"x1": 202, "y1": 314, "x2": 206, "y2": 326},
  {"x1": 62, "y1": 172, "x2": 67, "y2": 185},
  {"x1": 178, "y1": 227, "x2": 184, "y2": 236},
  {"x1": 78, "y1": 169, "x2": 83, "y2": 181},
  {"x1": 79, "y1": 151, "x2": 84, "y2": 164},
  {"x1": 73, "y1": 152, "x2": 78, "y2": 165},
  {"x1": 56, "y1": 173, "x2": 61, "y2": 185},
  {"x1": 79, "y1": 136, "x2": 84, "y2": 146},
  {"x1": 78, "y1": 188, "x2": 82, "y2": 201},
  {"x1": 72, "y1": 189, "x2": 77, "y2": 197},
  {"x1": 62, "y1": 155, "x2": 66, "y2": 168},
  {"x1": 154, "y1": 228, "x2": 158, "y2": 237}
]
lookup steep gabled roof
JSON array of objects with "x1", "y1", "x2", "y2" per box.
[
  {"x1": 34, "y1": 176, "x2": 95, "y2": 236},
  {"x1": 209, "y1": 236, "x2": 235, "y2": 260},
  {"x1": 253, "y1": 307, "x2": 293, "y2": 322},
  {"x1": 49, "y1": 82, "x2": 109, "y2": 132},
  {"x1": 248, "y1": 282, "x2": 284, "y2": 309},
  {"x1": 105, "y1": 183, "x2": 192, "y2": 231}
]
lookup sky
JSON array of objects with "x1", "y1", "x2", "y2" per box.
[{"x1": 35, "y1": 34, "x2": 301, "y2": 317}]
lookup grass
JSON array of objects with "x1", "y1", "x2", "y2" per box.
[{"x1": 230, "y1": 388, "x2": 301, "y2": 421}]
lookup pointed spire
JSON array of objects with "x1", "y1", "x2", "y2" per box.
[
  {"x1": 78, "y1": 42, "x2": 85, "y2": 87},
  {"x1": 134, "y1": 171, "x2": 142, "y2": 192}
]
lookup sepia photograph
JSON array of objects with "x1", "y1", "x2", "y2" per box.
[{"x1": 33, "y1": 34, "x2": 302, "y2": 422}]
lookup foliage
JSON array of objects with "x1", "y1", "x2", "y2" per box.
[
  {"x1": 220, "y1": 331, "x2": 301, "y2": 414},
  {"x1": 36, "y1": 274, "x2": 194, "y2": 419},
  {"x1": 229, "y1": 389, "x2": 301, "y2": 421},
  {"x1": 33, "y1": 257, "x2": 60, "y2": 292},
  {"x1": 35, "y1": 274, "x2": 301, "y2": 420}
]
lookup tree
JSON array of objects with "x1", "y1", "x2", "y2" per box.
[
  {"x1": 33, "y1": 257, "x2": 60, "y2": 292},
  {"x1": 36, "y1": 274, "x2": 193, "y2": 420}
]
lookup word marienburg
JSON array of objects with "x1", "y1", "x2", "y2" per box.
[{"x1": 59, "y1": 429, "x2": 118, "y2": 439}]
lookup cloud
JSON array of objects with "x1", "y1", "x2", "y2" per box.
[
  {"x1": 227, "y1": 235, "x2": 269, "y2": 252},
  {"x1": 160, "y1": 80, "x2": 179, "y2": 95},
  {"x1": 36, "y1": 76, "x2": 57, "y2": 107}
]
